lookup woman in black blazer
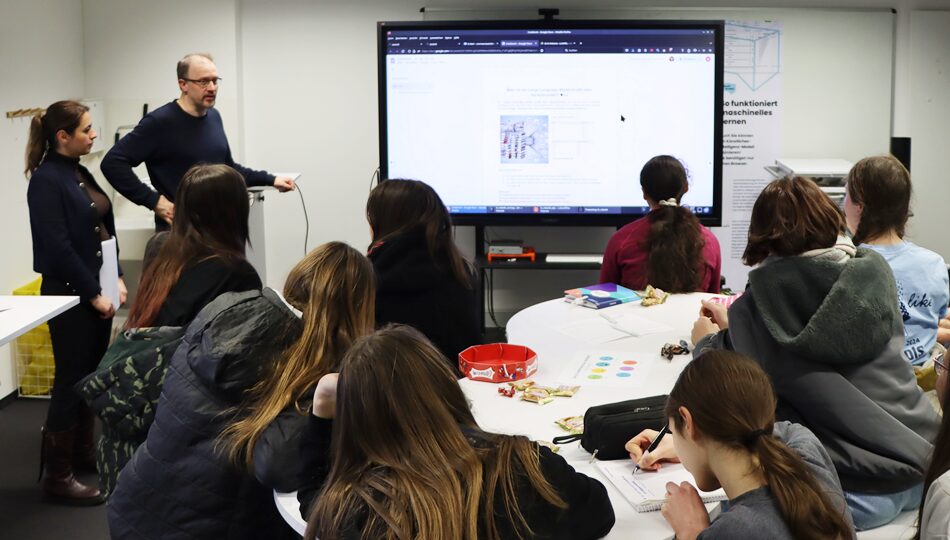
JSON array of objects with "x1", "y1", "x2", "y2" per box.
[{"x1": 26, "y1": 100, "x2": 126, "y2": 505}]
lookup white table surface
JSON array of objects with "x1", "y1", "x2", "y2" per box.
[
  {"x1": 0, "y1": 295, "x2": 79, "y2": 348},
  {"x1": 275, "y1": 293, "x2": 916, "y2": 538}
]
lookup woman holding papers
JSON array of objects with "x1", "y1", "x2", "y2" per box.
[
  {"x1": 600, "y1": 155, "x2": 721, "y2": 293},
  {"x1": 26, "y1": 100, "x2": 125, "y2": 505},
  {"x1": 303, "y1": 325, "x2": 615, "y2": 540},
  {"x1": 627, "y1": 351, "x2": 854, "y2": 540},
  {"x1": 691, "y1": 176, "x2": 938, "y2": 530}
]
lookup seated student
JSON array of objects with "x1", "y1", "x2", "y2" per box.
[
  {"x1": 107, "y1": 242, "x2": 375, "y2": 540},
  {"x1": 690, "y1": 175, "x2": 939, "y2": 531},
  {"x1": 843, "y1": 155, "x2": 949, "y2": 365},
  {"x1": 83, "y1": 163, "x2": 261, "y2": 498},
  {"x1": 125, "y1": 163, "x2": 262, "y2": 329},
  {"x1": 917, "y1": 350, "x2": 950, "y2": 539},
  {"x1": 366, "y1": 179, "x2": 480, "y2": 373},
  {"x1": 626, "y1": 350, "x2": 854, "y2": 540},
  {"x1": 600, "y1": 155, "x2": 721, "y2": 293},
  {"x1": 300, "y1": 325, "x2": 615, "y2": 540},
  {"x1": 218, "y1": 242, "x2": 376, "y2": 489}
]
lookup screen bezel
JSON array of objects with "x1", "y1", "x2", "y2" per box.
[{"x1": 377, "y1": 19, "x2": 725, "y2": 227}]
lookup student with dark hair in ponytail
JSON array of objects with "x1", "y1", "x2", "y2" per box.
[
  {"x1": 26, "y1": 100, "x2": 126, "y2": 505},
  {"x1": 626, "y1": 350, "x2": 854, "y2": 540},
  {"x1": 365, "y1": 179, "x2": 480, "y2": 374},
  {"x1": 601, "y1": 155, "x2": 721, "y2": 293}
]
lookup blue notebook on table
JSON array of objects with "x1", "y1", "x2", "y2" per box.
[{"x1": 564, "y1": 283, "x2": 640, "y2": 309}]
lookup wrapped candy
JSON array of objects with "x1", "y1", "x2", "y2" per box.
[
  {"x1": 639, "y1": 285, "x2": 670, "y2": 307},
  {"x1": 555, "y1": 415, "x2": 584, "y2": 434}
]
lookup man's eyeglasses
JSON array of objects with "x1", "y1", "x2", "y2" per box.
[
  {"x1": 932, "y1": 352, "x2": 948, "y2": 374},
  {"x1": 182, "y1": 77, "x2": 222, "y2": 88}
]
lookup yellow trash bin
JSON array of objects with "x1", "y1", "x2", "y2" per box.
[{"x1": 13, "y1": 277, "x2": 55, "y2": 397}]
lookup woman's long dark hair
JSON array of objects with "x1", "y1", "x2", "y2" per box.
[
  {"x1": 126, "y1": 164, "x2": 251, "y2": 328},
  {"x1": 641, "y1": 155, "x2": 705, "y2": 292},
  {"x1": 667, "y1": 351, "x2": 852, "y2": 540},
  {"x1": 366, "y1": 179, "x2": 472, "y2": 288},
  {"x1": 307, "y1": 325, "x2": 565, "y2": 540},
  {"x1": 916, "y1": 370, "x2": 950, "y2": 539},
  {"x1": 25, "y1": 100, "x2": 89, "y2": 178},
  {"x1": 845, "y1": 155, "x2": 911, "y2": 245}
]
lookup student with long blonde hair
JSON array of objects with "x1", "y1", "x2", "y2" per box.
[
  {"x1": 108, "y1": 242, "x2": 375, "y2": 540},
  {"x1": 627, "y1": 351, "x2": 854, "y2": 540},
  {"x1": 302, "y1": 325, "x2": 615, "y2": 540}
]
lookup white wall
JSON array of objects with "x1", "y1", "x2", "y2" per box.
[
  {"x1": 0, "y1": 0, "x2": 86, "y2": 398},
  {"x1": 906, "y1": 10, "x2": 950, "y2": 258}
]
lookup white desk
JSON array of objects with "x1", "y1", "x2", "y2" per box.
[
  {"x1": 275, "y1": 293, "x2": 917, "y2": 538},
  {"x1": 275, "y1": 490, "x2": 305, "y2": 536},
  {"x1": 0, "y1": 295, "x2": 79, "y2": 347},
  {"x1": 461, "y1": 293, "x2": 713, "y2": 539}
]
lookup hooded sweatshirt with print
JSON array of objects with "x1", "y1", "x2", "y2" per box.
[{"x1": 697, "y1": 243, "x2": 939, "y2": 493}]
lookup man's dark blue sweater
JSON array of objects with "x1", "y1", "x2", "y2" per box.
[{"x1": 101, "y1": 100, "x2": 274, "y2": 210}]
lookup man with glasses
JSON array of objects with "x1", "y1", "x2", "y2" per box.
[{"x1": 102, "y1": 53, "x2": 295, "y2": 230}]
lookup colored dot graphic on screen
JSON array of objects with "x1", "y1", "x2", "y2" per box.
[
  {"x1": 588, "y1": 375, "x2": 603, "y2": 379},
  {"x1": 596, "y1": 362, "x2": 611, "y2": 367},
  {"x1": 599, "y1": 356, "x2": 614, "y2": 361},
  {"x1": 623, "y1": 360, "x2": 638, "y2": 365},
  {"x1": 591, "y1": 368, "x2": 606, "y2": 373},
  {"x1": 616, "y1": 372, "x2": 632, "y2": 378},
  {"x1": 620, "y1": 366, "x2": 635, "y2": 371}
]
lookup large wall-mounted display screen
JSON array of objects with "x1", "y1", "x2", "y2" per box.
[{"x1": 378, "y1": 20, "x2": 724, "y2": 226}]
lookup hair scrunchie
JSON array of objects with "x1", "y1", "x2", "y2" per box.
[
  {"x1": 743, "y1": 428, "x2": 770, "y2": 447},
  {"x1": 657, "y1": 198, "x2": 679, "y2": 207}
]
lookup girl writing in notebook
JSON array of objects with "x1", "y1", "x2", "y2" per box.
[
  {"x1": 600, "y1": 155, "x2": 721, "y2": 293},
  {"x1": 626, "y1": 350, "x2": 854, "y2": 540},
  {"x1": 690, "y1": 175, "x2": 938, "y2": 530}
]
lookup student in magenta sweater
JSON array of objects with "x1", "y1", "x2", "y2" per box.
[{"x1": 600, "y1": 155, "x2": 721, "y2": 292}]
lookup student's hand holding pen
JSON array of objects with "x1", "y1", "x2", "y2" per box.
[{"x1": 625, "y1": 428, "x2": 680, "y2": 471}]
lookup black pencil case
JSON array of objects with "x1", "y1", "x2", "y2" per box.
[{"x1": 552, "y1": 394, "x2": 668, "y2": 460}]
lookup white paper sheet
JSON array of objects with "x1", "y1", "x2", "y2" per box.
[
  {"x1": 556, "y1": 318, "x2": 632, "y2": 344},
  {"x1": 99, "y1": 237, "x2": 120, "y2": 309}
]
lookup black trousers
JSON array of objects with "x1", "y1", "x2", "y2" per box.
[{"x1": 41, "y1": 277, "x2": 112, "y2": 432}]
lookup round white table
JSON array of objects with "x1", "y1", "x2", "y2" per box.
[
  {"x1": 275, "y1": 292, "x2": 915, "y2": 538},
  {"x1": 460, "y1": 293, "x2": 714, "y2": 539}
]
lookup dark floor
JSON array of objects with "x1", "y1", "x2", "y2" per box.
[{"x1": 0, "y1": 398, "x2": 109, "y2": 540}]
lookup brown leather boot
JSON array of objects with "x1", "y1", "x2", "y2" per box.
[
  {"x1": 41, "y1": 427, "x2": 105, "y2": 506},
  {"x1": 73, "y1": 407, "x2": 98, "y2": 475}
]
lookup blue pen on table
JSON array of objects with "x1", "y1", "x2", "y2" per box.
[{"x1": 634, "y1": 424, "x2": 670, "y2": 474}]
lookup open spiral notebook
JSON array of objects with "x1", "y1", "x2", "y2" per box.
[{"x1": 594, "y1": 460, "x2": 727, "y2": 512}]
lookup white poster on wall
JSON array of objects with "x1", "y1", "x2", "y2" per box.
[{"x1": 712, "y1": 20, "x2": 784, "y2": 290}]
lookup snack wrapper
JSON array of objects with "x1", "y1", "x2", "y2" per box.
[{"x1": 555, "y1": 415, "x2": 584, "y2": 434}]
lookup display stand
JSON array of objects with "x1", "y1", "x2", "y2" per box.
[{"x1": 472, "y1": 225, "x2": 602, "y2": 333}]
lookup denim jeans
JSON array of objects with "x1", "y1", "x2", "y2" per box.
[{"x1": 844, "y1": 483, "x2": 924, "y2": 531}]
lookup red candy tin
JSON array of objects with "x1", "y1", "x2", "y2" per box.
[{"x1": 458, "y1": 343, "x2": 538, "y2": 383}]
